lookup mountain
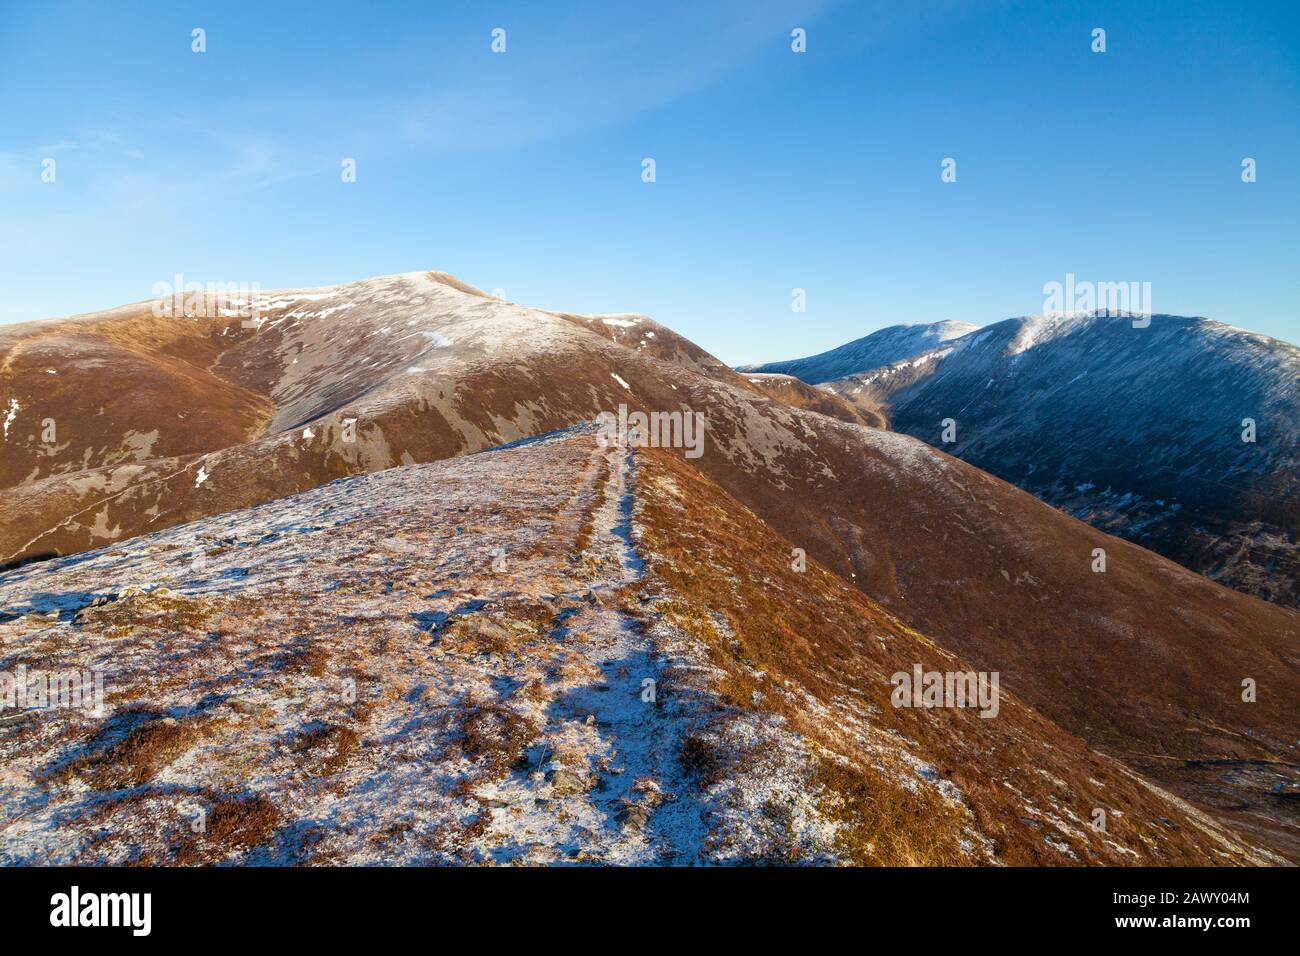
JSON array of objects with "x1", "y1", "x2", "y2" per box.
[
  {"x1": 735, "y1": 371, "x2": 885, "y2": 428},
  {"x1": 820, "y1": 312, "x2": 1300, "y2": 608},
  {"x1": 737, "y1": 320, "x2": 979, "y2": 384},
  {"x1": 0, "y1": 427, "x2": 1278, "y2": 865},
  {"x1": 2, "y1": 276, "x2": 1297, "y2": 862},
  {"x1": 0, "y1": 272, "x2": 731, "y2": 565}
]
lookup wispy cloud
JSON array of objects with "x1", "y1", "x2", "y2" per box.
[{"x1": 1, "y1": 0, "x2": 834, "y2": 227}]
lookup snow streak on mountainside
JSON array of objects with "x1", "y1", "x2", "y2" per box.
[
  {"x1": 821, "y1": 313, "x2": 1300, "y2": 607},
  {"x1": 0, "y1": 429, "x2": 1276, "y2": 865},
  {"x1": 738, "y1": 321, "x2": 979, "y2": 385}
]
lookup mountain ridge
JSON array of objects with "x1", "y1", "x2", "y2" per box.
[
  {"x1": 737, "y1": 320, "x2": 979, "y2": 384},
  {"x1": 0, "y1": 427, "x2": 1282, "y2": 865},
  {"x1": 815, "y1": 311, "x2": 1300, "y2": 607},
  {"x1": 3, "y1": 273, "x2": 1297, "y2": 861}
]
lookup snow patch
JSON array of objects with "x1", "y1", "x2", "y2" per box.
[{"x1": 2, "y1": 399, "x2": 19, "y2": 439}]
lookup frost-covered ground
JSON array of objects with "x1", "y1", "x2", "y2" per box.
[
  {"x1": 0, "y1": 427, "x2": 1277, "y2": 866},
  {"x1": 0, "y1": 429, "x2": 868, "y2": 864}
]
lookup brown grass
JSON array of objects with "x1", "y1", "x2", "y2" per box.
[
  {"x1": 282, "y1": 642, "x2": 330, "y2": 677},
  {"x1": 679, "y1": 733, "x2": 724, "y2": 788},
  {"x1": 52, "y1": 711, "x2": 213, "y2": 789},
  {"x1": 460, "y1": 705, "x2": 535, "y2": 774},
  {"x1": 291, "y1": 723, "x2": 359, "y2": 776},
  {"x1": 629, "y1": 446, "x2": 1259, "y2": 865},
  {"x1": 173, "y1": 792, "x2": 282, "y2": 864},
  {"x1": 813, "y1": 757, "x2": 970, "y2": 866},
  {"x1": 74, "y1": 589, "x2": 219, "y2": 635}
]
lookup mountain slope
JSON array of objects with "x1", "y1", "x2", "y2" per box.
[
  {"x1": 0, "y1": 428, "x2": 1275, "y2": 865},
  {"x1": 2, "y1": 275, "x2": 1297, "y2": 860},
  {"x1": 821, "y1": 312, "x2": 1300, "y2": 607},
  {"x1": 737, "y1": 320, "x2": 978, "y2": 384},
  {"x1": 2, "y1": 272, "x2": 866, "y2": 566},
  {"x1": 735, "y1": 372, "x2": 884, "y2": 428}
]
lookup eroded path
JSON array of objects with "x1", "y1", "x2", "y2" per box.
[
  {"x1": 464, "y1": 444, "x2": 712, "y2": 863},
  {"x1": 0, "y1": 429, "x2": 713, "y2": 864}
]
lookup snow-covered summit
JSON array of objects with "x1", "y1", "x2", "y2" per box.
[{"x1": 737, "y1": 320, "x2": 979, "y2": 384}]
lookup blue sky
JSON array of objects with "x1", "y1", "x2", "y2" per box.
[{"x1": 2, "y1": 0, "x2": 1297, "y2": 362}]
